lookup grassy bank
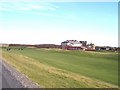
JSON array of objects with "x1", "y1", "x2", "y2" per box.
[{"x1": 1, "y1": 48, "x2": 118, "y2": 88}]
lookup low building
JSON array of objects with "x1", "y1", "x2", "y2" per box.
[
  {"x1": 61, "y1": 40, "x2": 87, "y2": 50},
  {"x1": 85, "y1": 43, "x2": 95, "y2": 51},
  {"x1": 95, "y1": 46, "x2": 115, "y2": 51}
]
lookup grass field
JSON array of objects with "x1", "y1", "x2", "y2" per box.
[{"x1": 0, "y1": 47, "x2": 119, "y2": 88}]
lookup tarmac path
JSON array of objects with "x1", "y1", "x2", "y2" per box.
[
  {"x1": 1, "y1": 59, "x2": 39, "y2": 88},
  {"x1": 2, "y1": 63, "x2": 24, "y2": 88}
]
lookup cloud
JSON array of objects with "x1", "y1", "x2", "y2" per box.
[
  {"x1": 0, "y1": 2, "x2": 70, "y2": 20},
  {"x1": 0, "y1": 2, "x2": 58, "y2": 11},
  {"x1": 31, "y1": 5, "x2": 44, "y2": 9}
]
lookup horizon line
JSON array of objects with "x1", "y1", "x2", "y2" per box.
[{"x1": 0, "y1": 43, "x2": 118, "y2": 47}]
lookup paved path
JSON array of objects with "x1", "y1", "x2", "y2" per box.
[
  {"x1": 1, "y1": 59, "x2": 40, "y2": 88},
  {"x1": 2, "y1": 64, "x2": 24, "y2": 88},
  {"x1": 2, "y1": 60, "x2": 24, "y2": 88}
]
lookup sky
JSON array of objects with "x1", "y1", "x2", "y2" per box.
[{"x1": 0, "y1": 2, "x2": 118, "y2": 47}]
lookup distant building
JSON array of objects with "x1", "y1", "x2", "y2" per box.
[
  {"x1": 95, "y1": 46, "x2": 116, "y2": 51},
  {"x1": 85, "y1": 43, "x2": 95, "y2": 51},
  {"x1": 61, "y1": 40, "x2": 87, "y2": 50}
]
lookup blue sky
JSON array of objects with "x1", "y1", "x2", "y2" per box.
[{"x1": 0, "y1": 2, "x2": 118, "y2": 47}]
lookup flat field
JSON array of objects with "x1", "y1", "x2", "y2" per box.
[{"x1": 1, "y1": 47, "x2": 119, "y2": 88}]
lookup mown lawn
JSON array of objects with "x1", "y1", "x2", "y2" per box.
[{"x1": 1, "y1": 47, "x2": 119, "y2": 88}]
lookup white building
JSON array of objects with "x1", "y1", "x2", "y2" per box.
[{"x1": 61, "y1": 40, "x2": 87, "y2": 50}]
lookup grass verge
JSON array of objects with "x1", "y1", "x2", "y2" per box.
[{"x1": 1, "y1": 51, "x2": 118, "y2": 88}]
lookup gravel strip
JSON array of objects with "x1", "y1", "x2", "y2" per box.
[{"x1": 2, "y1": 60, "x2": 40, "y2": 88}]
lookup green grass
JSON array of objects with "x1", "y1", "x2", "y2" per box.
[{"x1": 1, "y1": 47, "x2": 119, "y2": 88}]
